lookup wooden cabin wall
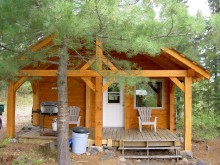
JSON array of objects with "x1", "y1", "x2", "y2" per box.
[
  {"x1": 38, "y1": 77, "x2": 86, "y2": 128},
  {"x1": 125, "y1": 78, "x2": 170, "y2": 129}
]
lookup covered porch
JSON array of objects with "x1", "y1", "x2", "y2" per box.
[{"x1": 6, "y1": 36, "x2": 210, "y2": 153}]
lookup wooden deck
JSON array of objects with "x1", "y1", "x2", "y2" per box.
[
  {"x1": 18, "y1": 127, "x2": 180, "y2": 147},
  {"x1": 18, "y1": 127, "x2": 181, "y2": 159},
  {"x1": 88, "y1": 127, "x2": 180, "y2": 147}
]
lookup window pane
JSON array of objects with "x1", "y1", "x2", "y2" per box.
[
  {"x1": 108, "y1": 83, "x2": 120, "y2": 103},
  {"x1": 108, "y1": 83, "x2": 120, "y2": 92},
  {"x1": 136, "y1": 81, "x2": 163, "y2": 107}
]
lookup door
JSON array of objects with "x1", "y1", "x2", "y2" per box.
[{"x1": 103, "y1": 81, "x2": 124, "y2": 127}]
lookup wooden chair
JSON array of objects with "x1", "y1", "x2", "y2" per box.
[
  {"x1": 69, "y1": 106, "x2": 81, "y2": 126},
  {"x1": 138, "y1": 107, "x2": 157, "y2": 132}
]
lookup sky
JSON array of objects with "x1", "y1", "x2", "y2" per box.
[{"x1": 187, "y1": 0, "x2": 211, "y2": 16}]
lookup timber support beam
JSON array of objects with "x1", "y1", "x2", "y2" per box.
[
  {"x1": 7, "y1": 80, "x2": 16, "y2": 138},
  {"x1": 95, "y1": 39, "x2": 103, "y2": 146},
  {"x1": 19, "y1": 70, "x2": 188, "y2": 77},
  {"x1": 31, "y1": 81, "x2": 40, "y2": 125},
  {"x1": 169, "y1": 82, "x2": 175, "y2": 133},
  {"x1": 184, "y1": 76, "x2": 192, "y2": 151}
]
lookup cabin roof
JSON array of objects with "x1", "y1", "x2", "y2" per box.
[{"x1": 23, "y1": 35, "x2": 210, "y2": 81}]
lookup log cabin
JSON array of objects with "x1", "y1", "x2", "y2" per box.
[{"x1": 6, "y1": 35, "x2": 210, "y2": 154}]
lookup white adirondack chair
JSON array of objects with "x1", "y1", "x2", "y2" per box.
[
  {"x1": 138, "y1": 107, "x2": 157, "y2": 132},
  {"x1": 69, "y1": 106, "x2": 81, "y2": 126}
]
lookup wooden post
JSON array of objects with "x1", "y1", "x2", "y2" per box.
[
  {"x1": 7, "y1": 80, "x2": 16, "y2": 138},
  {"x1": 95, "y1": 38, "x2": 103, "y2": 146},
  {"x1": 124, "y1": 86, "x2": 131, "y2": 129},
  {"x1": 85, "y1": 78, "x2": 92, "y2": 128},
  {"x1": 184, "y1": 76, "x2": 192, "y2": 151},
  {"x1": 32, "y1": 81, "x2": 40, "y2": 125},
  {"x1": 169, "y1": 82, "x2": 175, "y2": 133}
]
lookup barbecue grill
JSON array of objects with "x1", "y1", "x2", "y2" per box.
[{"x1": 40, "y1": 102, "x2": 58, "y2": 114}]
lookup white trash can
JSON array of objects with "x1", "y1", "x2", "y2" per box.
[{"x1": 72, "y1": 127, "x2": 89, "y2": 154}]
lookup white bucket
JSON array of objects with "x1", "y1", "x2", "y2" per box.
[
  {"x1": 72, "y1": 132, "x2": 89, "y2": 154},
  {"x1": 52, "y1": 118, "x2": 57, "y2": 131}
]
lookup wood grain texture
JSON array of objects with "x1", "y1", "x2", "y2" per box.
[
  {"x1": 184, "y1": 76, "x2": 192, "y2": 151},
  {"x1": 7, "y1": 80, "x2": 16, "y2": 138}
]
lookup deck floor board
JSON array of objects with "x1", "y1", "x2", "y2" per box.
[{"x1": 18, "y1": 127, "x2": 180, "y2": 146}]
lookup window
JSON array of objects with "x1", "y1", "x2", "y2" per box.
[
  {"x1": 135, "y1": 80, "x2": 163, "y2": 108},
  {"x1": 108, "y1": 83, "x2": 120, "y2": 103}
]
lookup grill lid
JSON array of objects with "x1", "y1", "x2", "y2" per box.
[{"x1": 41, "y1": 102, "x2": 58, "y2": 114}]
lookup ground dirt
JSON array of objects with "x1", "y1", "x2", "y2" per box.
[{"x1": 0, "y1": 95, "x2": 219, "y2": 165}]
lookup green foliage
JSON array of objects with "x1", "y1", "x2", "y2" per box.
[
  {"x1": 2, "y1": 138, "x2": 10, "y2": 145},
  {"x1": 192, "y1": 112, "x2": 220, "y2": 140},
  {"x1": 176, "y1": 111, "x2": 220, "y2": 140},
  {"x1": 0, "y1": 0, "x2": 207, "y2": 81},
  {"x1": 16, "y1": 82, "x2": 32, "y2": 95},
  {"x1": 11, "y1": 150, "x2": 45, "y2": 165}
]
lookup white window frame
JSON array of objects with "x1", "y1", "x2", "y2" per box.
[
  {"x1": 134, "y1": 80, "x2": 164, "y2": 109},
  {"x1": 107, "y1": 83, "x2": 121, "y2": 104}
]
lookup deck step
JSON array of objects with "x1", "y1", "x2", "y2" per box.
[
  {"x1": 123, "y1": 155, "x2": 182, "y2": 159},
  {"x1": 119, "y1": 146, "x2": 181, "y2": 150}
]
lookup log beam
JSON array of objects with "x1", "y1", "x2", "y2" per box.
[
  {"x1": 19, "y1": 70, "x2": 188, "y2": 77},
  {"x1": 124, "y1": 86, "x2": 132, "y2": 129},
  {"x1": 169, "y1": 82, "x2": 175, "y2": 133},
  {"x1": 14, "y1": 77, "x2": 28, "y2": 91},
  {"x1": 95, "y1": 39, "x2": 103, "y2": 146},
  {"x1": 184, "y1": 76, "x2": 192, "y2": 151},
  {"x1": 7, "y1": 80, "x2": 16, "y2": 138},
  {"x1": 81, "y1": 77, "x2": 95, "y2": 91},
  {"x1": 162, "y1": 48, "x2": 210, "y2": 79},
  {"x1": 170, "y1": 77, "x2": 184, "y2": 92},
  {"x1": 85, "y1": 78, "x2": 92, "y2": 128},
  {"x1": 31, "y1": 81, "x2": 40, "y2": 125}
]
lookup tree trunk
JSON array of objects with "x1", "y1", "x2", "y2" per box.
[{"x1": 57, "y1": 38, "x2": 72, "y2": 165}]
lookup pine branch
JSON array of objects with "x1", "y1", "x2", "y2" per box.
[
  {"x1": 165, "y1": 14, "x2": 174, "y2": 37},
  {"x1": 94, "y1": 0, "x2": 103, "y2": 33},
  {"x1": 0, "y1": 44, "x2": 23, "y2": 54},
  {"x1": 154, "y1": 33, "x2": 193, "y2": 39}
]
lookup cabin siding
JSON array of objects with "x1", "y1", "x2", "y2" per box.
[
  {"x1": 37, "y1": 77, "x2": 170, "y2": 130},
  {"x1": 124, "y1": 79, "x2": 170, "y2": 129},
  {"x1": 38, "y1": 77, "x2": 86, "y2": 128}
]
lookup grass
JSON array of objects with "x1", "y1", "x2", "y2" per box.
[{"x1": 176, "y1": 112, "x2": 220, "y2": 140}]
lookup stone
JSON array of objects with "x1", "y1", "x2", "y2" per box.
[
  {"x1": 100, "y1": 152, "x2": 114, "y2": 160},
  {"x1": 119, "y1": 157, "x2": 126, "y2": 162},
  {"x1": 196, "y1": 159, "x2": 206, "y2": 165},
  {"x1": 179, "y1": 137, "x2": 184, "y2": 143},
  {"x1": 103, "y1": 146, "x2": 117, "y2": 151},
  {"x1": 9, "y1": 138, "x2": 17, "y2": 143},
  {"x1": 88, "y1": 146, "x2": 103, "y2": 152},
  {"x1": 14, "y1": 156, "x2": 24, "y2": 163},
  {"x1": 85, "y1": 152, "x2": 90, "y2": 156},
  {"x1": 206, "y1": 145, "x2": 210, "y2": 151},
  {"x1": 171, "y1": 159, "x2": 176, "y2": 164},
  {"x1": 180, "y1": 150, "x2": 193, "y2": 159},
  {"x1": 89, "y1": 148, "x2": 99, "y2": 155},
  {"x1": 136, "y1": 159, "x2": 141, "y2": 162},
  {"x1": 182, "y1": 158, "x2": 188, "y2": 164}
]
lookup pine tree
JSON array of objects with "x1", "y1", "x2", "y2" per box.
[{"x1": 0, "y1": 0, "x2": 206, "y2": 164}]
